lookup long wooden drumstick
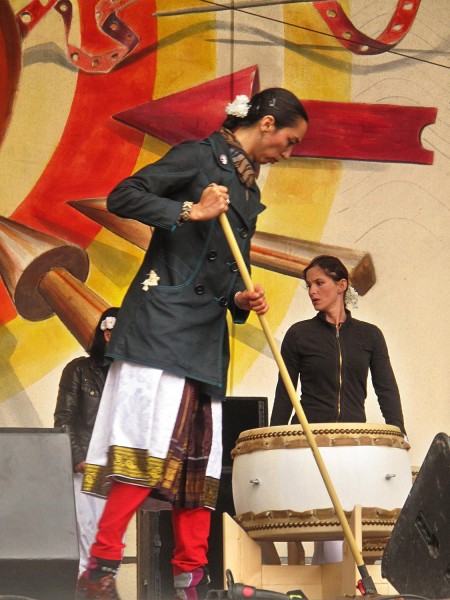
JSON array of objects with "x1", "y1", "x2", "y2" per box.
[{"x1": 219, "y1": 212, "x2": 378, "y2": 594}]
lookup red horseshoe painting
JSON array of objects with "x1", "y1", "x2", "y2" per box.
[{"x1": 314, "y1": 0, "x2": 422, "y2": 54}]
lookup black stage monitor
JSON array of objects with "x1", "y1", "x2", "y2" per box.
[
  {"x1": 382, "y1": 432, "x2": 450, "y2": 599},
  {"x1": 0, "y1": 428, "x2": 79, "y2": 600}
]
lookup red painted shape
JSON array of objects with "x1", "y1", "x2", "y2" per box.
[
  {"x1": 0, "y1": 2, "x2": 22, "y2": 148},
  {"x1": 0, "y1": 4, "x2": 24, "y2": 323},
  {"x1": 295, "y1": 100, "x2": 437, "y2": 164},
  {"x1": 12, "y1": 0, "x2": 157, "y2": 247},
  {"x1": 56, "y1": 0, "x2": 140, "y2": 73},
  {"x1": 113, "y1": 65, "x2": 260, "y2": 145},
  {"x1": 15, "y1": 0, "x2": 59, "y2": 38},
  {"x1": 1, "y1": 0, "x2": 157, "y2": 325},
  {"x1": 17, "y1": 0, "x2": 140, "y2": 73},
  {"x1": 113, "y1": 69, "x2": 436, "y2": 165},
  {"x1": 314, "y1": 0, "x2": 422, "y2": 55}
]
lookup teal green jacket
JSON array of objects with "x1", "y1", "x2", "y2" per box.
[{"x1": 106, "y1": 132, "x2": 266, "y2": 397}]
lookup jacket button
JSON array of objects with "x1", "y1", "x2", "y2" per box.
[
  {"x1": 207, "y1": 250, "x2": 218, "y2": 261},
  {"x1": 239, "y1": 227, "x2": 249, "y2": 238},
  {"x1": 90, "y1": 390, "x2": 95, "y2": 396},
  {"x1": 194, "y1": 284, "x2": 205, "y2": 295},
  {"x1": 229, "y1": 261, "x2": 238, "y2": 273},
  {"x1": 218, "y1": 296, "x2": 228, "y2": 307}
]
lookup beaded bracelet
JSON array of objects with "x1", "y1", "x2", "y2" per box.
[{"x1": 176, "y1": 201, "x2": 193, "y2": 226}]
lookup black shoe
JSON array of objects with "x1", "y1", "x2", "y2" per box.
[{"x1": 76, "y1": 571, "x2": 121, "y2": 600}]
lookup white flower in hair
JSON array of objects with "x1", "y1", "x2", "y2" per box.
[
  {"x1": 345, "y1": 285, "x2": 359, "y2": 309},
  {"x1": 100, "y1": 316, "x2": 116, "y2": 331},
  {"x1": 225, "y1": 95, "x2": 250, "y2": 118}
]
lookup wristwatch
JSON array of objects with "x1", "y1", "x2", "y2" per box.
[{"x1": 176, "y1": 201, "x2": 193, "y2": 226}]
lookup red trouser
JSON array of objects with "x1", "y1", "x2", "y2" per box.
[{"x1": 90, "y1": 481, "x2": 211, "y2": 574}]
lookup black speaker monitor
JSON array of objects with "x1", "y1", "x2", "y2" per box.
[
  {"x1": 382, "y1": 432, "x2": 450, "y2": 599},
  {"x1": 221, "y1": 396, "x2": 268, "y2": 468},
  {"x1": 0, "y1": 428, "x2": 79, "y2": 600}
]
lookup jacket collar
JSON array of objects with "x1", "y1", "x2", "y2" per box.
[
  {"x1": 208, "y1": 131, "x2": 266, "y2": 224},
  {"x1": 89, "y1": 357, "x2": 109, "y2": 372},
  {"x1": 317, "y1": 308, "x2": 353, "y2": 328}
]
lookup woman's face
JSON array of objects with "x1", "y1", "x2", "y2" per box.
[
  {"x1": 305, "y1": 265, "x2": 347, "y2": 314},
  {"x1": 252, "y1": 116, "x2": 308, "y2": 165}
]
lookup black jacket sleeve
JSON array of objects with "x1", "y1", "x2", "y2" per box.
[
  {"x1": 370, "y1": 327, "x2": 406, "y2": 435},
  {"x1": 270, "y1": 327, "x2": 299, "y2": 425},
  {"x1": 54, "y1": 359, "x2": 86, "y2": 470}
]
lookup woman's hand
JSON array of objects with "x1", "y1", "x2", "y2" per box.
[
  {"x1": 75, "y1": 460, "x2": 86, "y2": 474},
  {"x1": 190, "y1": 183, "x2": 230, "y2": 221},
  {"x1": 235, "y1": 284, "x2": 269, "y2": 315}
]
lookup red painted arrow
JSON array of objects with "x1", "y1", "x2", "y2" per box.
[
  {"x1": 114, "y1": 65, "x2": 260, "y2": 146},
  {"x1": 113, "y1": 65, "x2": 436, "y2": 165},
  {"x1": 296, "y1": 100, "x2": 436, "y2": 164}
]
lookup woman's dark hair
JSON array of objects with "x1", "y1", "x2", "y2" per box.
[
  {"x1": 88, "y1": 306, "x2": 119, "y2": 362},
  {"x1": 222, "y1": 87, "x2": 309, "y2": 131},
  {"x1": 303, "y1": 255, "x2": 349, "y2": 285}
]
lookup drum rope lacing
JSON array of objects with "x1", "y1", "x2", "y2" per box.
[
  {"x1": 236, "y1": 427, "x2": 405, "y2": 442},
  {"x1": 235, "y1": 508, "x2": 400, "y2": 532},
  {"x1": 238, "y1": 518, "x2": 399, "y2": 532},
  {"x1": 232, "y1": 428, "x2": 408, "y2": 457}
]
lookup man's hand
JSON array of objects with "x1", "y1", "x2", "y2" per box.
[
  {"x1": 235, "y1": 284, "x2": 269, "y2": 315},
  {"x1": 190, "y1": 183, "x2": 230, "y2": 221}
]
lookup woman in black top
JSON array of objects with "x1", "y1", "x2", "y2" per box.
[
  {"x1": 270, "y1": 255, "x2": 406, "y2": 564},
  {"x1": 271, "y1": 255, "x2": 406, "y2": 434}
]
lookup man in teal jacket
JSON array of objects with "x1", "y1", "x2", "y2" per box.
[
  {"x1": 105, "y1": 130, "x2": 264, "y2": 397},
  {"x1": 77, "y1": 88, "x2": 309, "y2": 600}
]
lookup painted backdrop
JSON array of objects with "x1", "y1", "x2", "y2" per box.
[{"x1": 0, "y1": 0, "x2": 449, "y2": 469}]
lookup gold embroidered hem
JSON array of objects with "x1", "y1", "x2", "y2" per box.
[
  {"x1": 83, "y1": 447, "x2": 164, "y2": 495},
  {"x1": 82, "y1": 445, "x2": 220, "y2": 509}
]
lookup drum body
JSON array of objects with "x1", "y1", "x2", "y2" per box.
[{"x1": 231, "y1": 423, "x2": 412, "y2": 541}]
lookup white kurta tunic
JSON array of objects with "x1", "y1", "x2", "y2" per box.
[{"x1": 84, "y1": 360, "x2": 223, "y2": 509}]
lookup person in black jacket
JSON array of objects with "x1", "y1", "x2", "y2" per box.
[
  {"x1": 77, "y1": 88, "x2": 309, "y2": 600},
  {"x1": 270, "y1": 254, "x2": 406, "y2": 563},
  {"x1": 54, "y1": 307, "x2": 119, "y2": 576},
  {"x1": 271, "y1": 255, "x2": 406, "y2": 432}
]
